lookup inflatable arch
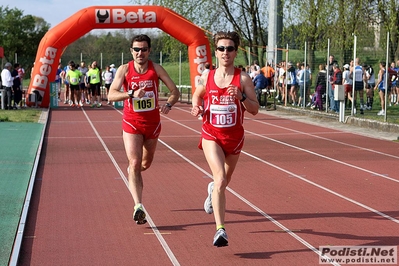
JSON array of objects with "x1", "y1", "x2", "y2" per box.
[{"x1": 26, "y1": 5, "x2": 212, "y2": 107}]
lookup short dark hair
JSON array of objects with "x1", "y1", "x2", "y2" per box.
[
  {"x1": 213, "y1": 31, "x2": 240, "y2": 51},
  {"x1": 131, "y1": 34, "x2": 151, "y2": 48}
]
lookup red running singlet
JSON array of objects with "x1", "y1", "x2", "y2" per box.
[
  {"x1": 122, "y1": 60, "x2": 161, "y2": 139},
  {"x1": 199, "y1": 68, "x2": 246, "y2": 155},
  {"x1": 122, "y1": 60, "x2": 160, "y2": 123}
]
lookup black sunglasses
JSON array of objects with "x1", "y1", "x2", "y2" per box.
[
  {"x1": 131, "y1": 47, "x2": 149, "y2": 52},
  {"x1": 216, "y1": 46, "x2": 236, "y2": 52}
]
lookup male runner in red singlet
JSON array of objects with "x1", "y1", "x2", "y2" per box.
[
  {"x1": 108, "y1": 34, "x2": 179, "y2": 225},
  {"x1": 191, "y1": 31, "x2": 259, "y2": 247}
]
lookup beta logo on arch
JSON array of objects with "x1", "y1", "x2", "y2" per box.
[{"x1": 95, "y1": 8, "x2": 157, "y2": 24}]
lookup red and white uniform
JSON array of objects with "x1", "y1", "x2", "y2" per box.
[
  {"x1": 122, "y1": 60, "x2": 161, "y2": 139},
  {"x1": 200, "y1": 68, "x2": 245, "y2": 155}
]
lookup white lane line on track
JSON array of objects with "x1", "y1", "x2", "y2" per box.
[
  {"x1": 82, "y1": 108, "x2": 180, "y2": 266},
  {"x1": 162, "y1": 111, "x2": 399, "y2": 225},
  {"x1": 177, "y1": 106, "x2": 399, "y2": 159},
  {"x1": 175, "y1": 107, "x2": 399, "y2": 182},
  {"x1": 249, "y1": 117, "x2": 399, "y2": 160},
  {"x1": 158, "y1": 138, "x2": 339, "y2": 265},
  {"x1": 107, "y1": 110, "x2": 340, "y2": 265},
  {"x1": 241, "y1": 150, "x2": 399, "y2": 225},
  {"x1": 110, "y1": 106, "x2": 396, "y2": 264},
  {"x1": 245, "y1": 129, "x2": 399, "y2": 183}
]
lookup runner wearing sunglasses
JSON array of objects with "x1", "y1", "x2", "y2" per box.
[
  {"x1": 108, "y1": 34, "x2": 179, "y2": 225},
  {"x1": 191, "y1": 31, "x2": 259, "y2": 247}
]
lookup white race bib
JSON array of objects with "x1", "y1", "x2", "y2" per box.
[{"x1": 209, "y1": 104, "x2": 237, "y2": 128}]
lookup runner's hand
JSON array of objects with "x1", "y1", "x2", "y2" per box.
[
  {"x1": 191, "y1": 105, "x2": 203, "y2": 117},
  {"x1": 227, "y1": 85, "x2": 243, "y2": 100}
]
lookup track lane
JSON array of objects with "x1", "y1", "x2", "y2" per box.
[
  {"x1": 164, "y1": 106, "x2": 399, "y2": 215},
  {"x1": 85, "y1": 107, "x2": 340, "y2": 264},
  {"x1": 156, "y1": 106, "x2": 396, "y2": 262},
  {"x1": 19, "y1": 108, "x2": 176, "y2": 266},
  {"x1": 20, "y1": 103, "x2": 399, "y2": 265}
]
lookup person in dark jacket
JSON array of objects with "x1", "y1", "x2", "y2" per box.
[
  {"x1": 253, "y1": 70, "x2": 268, "y2": 105},
  {"x1": 314, "y1": 64, "x2": 327, "y2": 111},
  {"x1": 329, "y1": 63, "x2": 342, "y2": 112},
  {"x1": 12, "y1": 63, "x2": 22, "y2": 109}
]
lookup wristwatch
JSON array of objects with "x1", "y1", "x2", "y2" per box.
[
  {"x1": 240, "y1": 93, "x2": 247, "y2": 102},
  {"x1": 128, "y1": 90, "x2": 134, "y2": 98},
  {"x1": 166, "y1": 102, "x2": 172, "y2": 109}
]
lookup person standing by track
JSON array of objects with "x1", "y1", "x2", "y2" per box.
[
  {"x1": 102, "y1": 65, "x2": 114, "y2": 105},
  {"x1": 87, "y1": 61, "x2": 102, "y2": 108},
  {"x1": 375, "y1": 61, "x2": 388, "y2": 116},
  {"x1": 65, "y1": 61, "x2": 82, "y2": 107},
  {"x1": 78, "y1": 61, "x2": 89, "y2": 105},
  {"x1": 108, "y1": 34, "x2": 179, "y2": 225},
  {"x1": 1, "y1": 62, "x2": 14, "y2": 110},
  {"x1": 191, "y1": 31, "x2": 259, "y2": 247}
]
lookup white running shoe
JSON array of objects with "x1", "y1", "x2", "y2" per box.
[
  {"x1": 204, "y1": 182, "x2": 214, "y2": 214},
  {"x1": 213, "y1": 229, "x2": 228, "y2": 247},
  {"x1": 377, "y1": 110, "x2": 385, "y2": 116}
]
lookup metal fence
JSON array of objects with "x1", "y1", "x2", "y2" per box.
[
  {"x1": 51, "y1": 32, "x2": 398, "y2": 124},
  {"x1": 269, "y1": 33, "x2": 397, "y2": 123}
]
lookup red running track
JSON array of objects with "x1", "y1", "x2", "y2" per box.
[{"x1": 18, "y1": 102, "x2": 399, "y2": 265}]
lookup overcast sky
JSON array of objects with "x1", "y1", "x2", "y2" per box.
[{"x1": 4, "y1": 0, "x2": 135, "y2": 29}]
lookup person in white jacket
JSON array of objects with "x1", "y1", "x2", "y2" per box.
[
  {"x1": 1, "y1": 62, "x2": 14, "y2": 109},
  {"x1": 102, "y1": 65, "x2": 114, "y2": 104}
]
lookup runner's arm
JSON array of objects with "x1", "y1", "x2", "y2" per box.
[{"x1": 191, "y1": 73, "x2": 207, "y2": 117}]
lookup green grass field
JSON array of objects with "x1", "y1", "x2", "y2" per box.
[{"x1": 0, "y1": 109, "x2": 42, "y2": 122}]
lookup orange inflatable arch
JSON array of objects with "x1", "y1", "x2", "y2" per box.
[{"x1": 26, "y1": 5, "x2": 212, "y2": 107}]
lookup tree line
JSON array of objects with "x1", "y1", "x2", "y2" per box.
[
  {"x1": 0, "y1": 6, "x2": 50, "y2": 74},
  {"x1": 1, "y1": 1, "x2": 398, "y2": 76},
  {"x1": 149, "y1": 0, "x2": 399, "y2": 67}
]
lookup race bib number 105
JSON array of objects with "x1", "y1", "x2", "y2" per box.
[
  {"x1": 133, "y1": 93, "x2": 155, "y2": 112},
  {"x1": 210, "y1": 104, "x2": 237, "y2": 128}
]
